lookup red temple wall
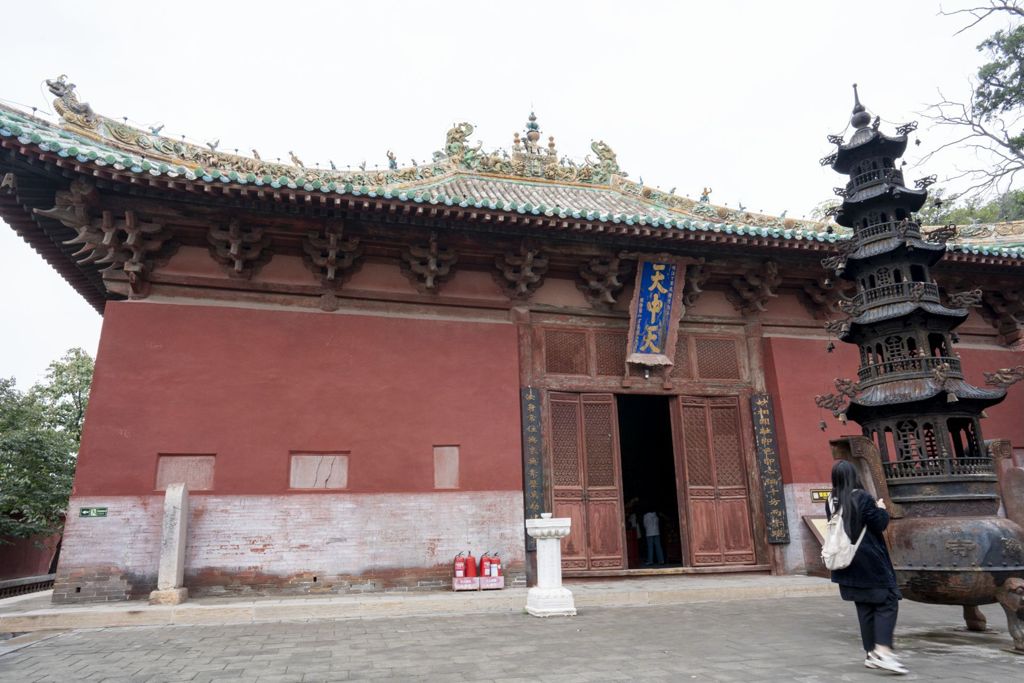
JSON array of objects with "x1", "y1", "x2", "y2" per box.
[
  {"x1": 762, "y1": 336, "x2": 859, "y2": 484},
  {"x1": 764, "y1": 335, "x2": 1024, "y2": 485},
  {"x1": 55, "y1": 300, "x2": 528, "y2": 600},
  {"x1": 75, "y1": 301, "x2": 523, "y2": 496}
]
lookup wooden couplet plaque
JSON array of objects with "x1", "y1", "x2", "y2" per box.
[
  {"x1": 750, "y1": 392, "x2": 790, "y2": 544},
  {"x1": 521, "y1": 387, "x2": 545, "y2": 550}
]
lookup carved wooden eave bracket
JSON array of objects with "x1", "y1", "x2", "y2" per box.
[
  {"x1": 1, "y1": 172, "x2": 17, "y2": 194},
  {"x1": 727, "y1": 260, "x2": 781, "y2": 314},
  {"x1": 401, "y1": 231, "x2": 457, "y2": 294},
  {"x1": 207, "y1": 219, "x2": 273, "y2": 279},
  {"x1": 578, "y1": 252, "x2": 632, "y2": 309},
  {"x1": 35, "y1": 178, "x2": 175, "y2": 297},
  {"x1": 495, "y1": 241, "x2": 548, "y2": 300},
  {"x1": 800, "y1": 275, "x2": 854, "y2": 319},
  {"x1": 682, "y1": 260, "x2": 709, "y2": 307},
  {"x1": 34, "y1": 177, "x2": 96, "y2": 229},
  {"x1": 980, "y1": 289, "x2": 1024, "y2": 346},
  {"x1": 302, "y1": 221, "x2": 362, "y2": 289}
]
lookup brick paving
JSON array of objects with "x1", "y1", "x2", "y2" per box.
[{"x1": 1, "y1": 596, "x2": 1022, "y2": 682}]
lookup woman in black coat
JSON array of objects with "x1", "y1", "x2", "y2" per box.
[{"x1": 826, "y1": 459, "x2": 907, "y2": 674}]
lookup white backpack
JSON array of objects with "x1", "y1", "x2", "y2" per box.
[{"x1": 821, "y1": 494, "x2": 866, "y2": 571}]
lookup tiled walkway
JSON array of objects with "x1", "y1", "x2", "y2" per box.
[{"x1": 1, "y1": 595, "x2": 1022, "y2": 682}]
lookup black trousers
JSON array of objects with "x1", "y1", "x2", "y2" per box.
[{"x1": 853, "y1": 590, "x2": 900, "y2": 652}]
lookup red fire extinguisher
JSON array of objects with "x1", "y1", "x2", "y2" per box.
[
  {"x1": 492, "y1": 553, "x2": 502, "y2": 577},
  {"x1": 453, "y1": 552, "x2": 466, "y2": 578},
  {"x1": 480, "y1": 552, "x2": 492, "y2": 578},
  {"x1": 464, "y1": 550, "x2": 477, "y2": 578}
]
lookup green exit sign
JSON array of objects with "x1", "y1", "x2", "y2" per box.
[{"x1": 79, "y1": 507, "x2": 108, "y2": 518}]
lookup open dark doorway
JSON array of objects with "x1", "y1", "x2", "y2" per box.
[{"x1": 617, "y1": 395, "x2": 683, "y2": 568}]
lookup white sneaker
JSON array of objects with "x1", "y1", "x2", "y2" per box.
[
  {"x1": 871, "y1": 651, "x2": 908, "y2": 675},
  {"x1": 864, "y1": 652, "x2": 880, "y2": 668}
]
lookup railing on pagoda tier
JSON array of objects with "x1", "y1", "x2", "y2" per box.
[
  {"x1": 851, "y1": 219, "x2": 922, "y2": 246},
  {"x1": 857, "y1": 355, "x2": 963, "y2": 386},
  {"x1": 883, "y1": 455, "x2": 995, "y2": 480},
  {"x1": 852, "y1": 281, "x2": 941, "y2": 309},
  {"x1": 846, "y1": 168, "x2": 905, "y2": 194}
]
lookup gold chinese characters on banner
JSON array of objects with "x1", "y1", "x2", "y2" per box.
[{"x1": 625, "y1": 256, "x2": 691, "y2": 368}]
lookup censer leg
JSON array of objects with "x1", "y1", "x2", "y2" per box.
[{"x1": 962, "y1": 604, "x2": 987, "y2": 631}]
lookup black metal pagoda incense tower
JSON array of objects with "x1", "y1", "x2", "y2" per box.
[
  {"x1": 824, "y1": 85, "x2": 1006, "y2": 481},
  {"x1": 819, "y1": 86, "x2": 1024, "y2": 651}
]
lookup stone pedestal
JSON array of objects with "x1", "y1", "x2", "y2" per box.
[
  {"x1": 149, "y1": 483, "x2": 189, "y2": 605},
  {"x1": 525, "y1": 513, "x2": 576, "y2": 617}
]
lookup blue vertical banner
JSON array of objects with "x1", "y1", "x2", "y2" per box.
[{"x1": 626, "y1": 257, "x2": 686, "y2": 367}]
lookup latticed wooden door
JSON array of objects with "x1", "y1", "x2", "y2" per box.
[
  {"x1": 675, "y1": 396, "x2": 756, "y2": 566},
  {"x1": 548, "y1": 392, "x2": 626, "y2": 571}
]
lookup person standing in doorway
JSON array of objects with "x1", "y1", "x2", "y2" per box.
[
  {"x1": 826, "y1": 460, "x2": 906, "y2": 675},
  {"x1": 642, "y1": 509, "x2": 664, "y2": 565}
]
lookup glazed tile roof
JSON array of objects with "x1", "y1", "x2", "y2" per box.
[{"x1": 2, "y1": 77, "x2": 1024, "y2": 261}]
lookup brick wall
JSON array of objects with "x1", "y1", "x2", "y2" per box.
[{"x1": 54, "y1": 491, "x2": 525, "y2": 602}]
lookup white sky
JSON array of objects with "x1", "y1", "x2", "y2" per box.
[{"x1": 0, "y1": 0, "x2": 1012, "y2": 387}]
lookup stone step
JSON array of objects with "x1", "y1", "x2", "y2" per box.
[{"x1": 0, "y1": 576, "x2": 836, "y2": 633}]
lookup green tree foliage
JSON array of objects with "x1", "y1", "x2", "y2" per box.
[
  {"x1": 916, "y1": 187, "x2": 1024, "y2": 224},
  {"x1": 32, "y1": 348, "x2": 95, "y2": 442},
  {"x1": 0, "y1": 348, "x2": 94, "y2": 541},
  {"x1": 973, "y1": 7, "x2": 1024, "y2": 121}
]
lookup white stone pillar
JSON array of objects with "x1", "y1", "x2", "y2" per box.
[
  {"x1": 149, "y1": 483, "x2": 189, "y2": 605},
  {"x1": 525, "y1": 513, "x2": 576, "y2": 617}
]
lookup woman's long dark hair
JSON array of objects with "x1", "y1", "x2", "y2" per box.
[{"x1": 831, "y1": 460, "x2": 863, "y2": 539}]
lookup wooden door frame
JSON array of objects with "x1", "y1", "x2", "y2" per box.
[
  {"x1": 668, "y1": 396, "x2": 692, "y2": 565},
  {"x1": 522, "y1": 315, "x2": 773, "y2": 573}
]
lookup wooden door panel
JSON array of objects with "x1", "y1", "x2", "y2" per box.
[
  {"x1": 676, "y1": 396, "x2": 755, "y2": 567},
  {"x1": 554, "y1": 499, "x2": 588, "y2": 569},
  {"x1": 709, "y1": 401, "x2": 755, "y2": 563},
  {"x1": 585, "y1": 498, "x2": 625, "y2": 568},
  {"x1": 679, "y1": 400, "x2": 716, "y2": 565},
  {"x1": 581, "y1": 394, "x2": 625, "y2": 570},
  {"x1": 688, "y1": 497, "x2": 722, "y2": 565},
  {"x1": 719, "y1": 498, "x2": 756, "y2": 563},
  {"x1": 548, "y1": 391, "x2": 626, "y2": 572},
  {"x1": 549, "y1": 393, "x2": 586, "y2": 569}
]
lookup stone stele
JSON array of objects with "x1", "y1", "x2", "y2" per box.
[
  {"x1": 149, "y1": 482, "x2": 189, "y2": 605},
  {"x1": 525, "y1": 513, "x2": 576, "y2": 617}
]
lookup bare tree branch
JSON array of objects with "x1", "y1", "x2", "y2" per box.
[
  {"x1": 940, "y1": 1, "x2": 1024, "y2": 35},
  {"x1": 920, "y1": 85, "x2": 1024, "y2": 198}
]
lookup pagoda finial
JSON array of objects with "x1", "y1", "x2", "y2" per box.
[
  {"x1": 851, "y1": 83, "x2": 871, "y2": 129},
  {"x1": 526, "y1": 112, "x2": 540, "y2": 133},
  {"x1": 524, "y1": 112, "x2": 542, "y2": 153}
]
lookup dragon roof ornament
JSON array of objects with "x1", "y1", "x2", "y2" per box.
[{"x1": 45, "y1": 77, "x2": 625, "y2": 190}]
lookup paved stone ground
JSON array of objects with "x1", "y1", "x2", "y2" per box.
[{"x1": 1, "y1": 596, "x2": 1022, "y2": 682}]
